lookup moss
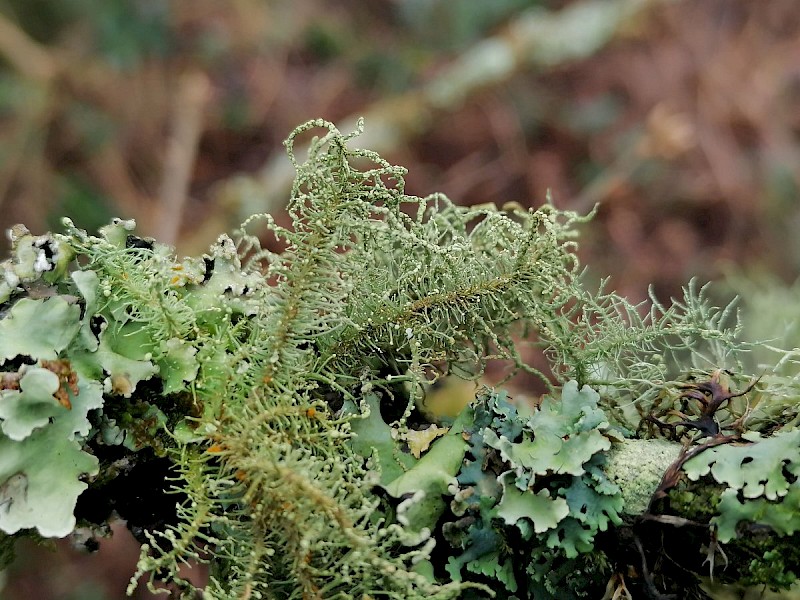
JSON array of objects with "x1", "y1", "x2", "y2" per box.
[
  {"x1": 744, "y1": 547, "x2": 798, "y2": 589},
  {"x1": 0, "y1": 531, "x2": 15, "y2": 570},
  {"x1": 663, "y1": 479, "x2": 800, "y2": 591},
  {"x1": 666, "y1": 482, "x2": 723, "y2": 522}
]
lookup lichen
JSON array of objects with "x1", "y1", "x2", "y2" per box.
[
  {"x1": 604, "y1": 438, "x2": 682, "y2": 516},
  {"x1": 0, "y1": 119, "x2": 799, "y2": 597}
]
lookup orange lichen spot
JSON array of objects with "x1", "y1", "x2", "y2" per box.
[
  {"x1": 306, "y1": 407, "x2": 316, "y2": 418},
  {"x1": 0, "y1": 373, "x2": 21, "y2": 391},
  {"x1": 262, "y1": 375, "x2": 273, "y2": 385},
  {"x1": 54, "y1": 388, "x2": 72, "y2": 410},
  {"x1": 110, "y1": 373, "x2": 134, "y2": 397},
  {"x1": 206, "y1": 443, "x2": 226, "y2": 454},
  {"x1": 40, "y1": 359, "x2": 78, "y2": 409},
  {"x1": 235, "y1": 470, "x2": 247, "y2": 481}
]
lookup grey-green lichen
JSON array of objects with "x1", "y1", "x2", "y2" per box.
[{"x1": 604, "y1": 438, "x2": 682, "y2": 516}]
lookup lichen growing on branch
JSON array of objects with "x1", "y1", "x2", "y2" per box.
[{"x1": 1, "y1": 119, "x2": 799, "y2": 598}]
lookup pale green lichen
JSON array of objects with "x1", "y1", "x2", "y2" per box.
[
  {"x1": 603, "y1": 438, "x2": 682, "y2": 516},
  {"x1": 684, "y1": 429, "x2": 800, "y2": 542},
  {"x1": 0, "y1": 225, "x2": 74, "y2": 303},
  {"x1": 0, "y1": 298, "x2": 81, "y2": 362},
  {"x1": 0, "y1": 399, "x2": 99, "y2": 537},
  {"x1": 443, "y1": 384, "x2": 623, "y2": 595}
]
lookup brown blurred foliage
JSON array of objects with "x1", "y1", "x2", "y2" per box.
[{"x1": 1, "y1": 0, "x2": 798, "y2": 294}]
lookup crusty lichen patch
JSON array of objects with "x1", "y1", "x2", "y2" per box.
[{"x1": 604, "y1": 438, "x2": 681, "y2": 515}]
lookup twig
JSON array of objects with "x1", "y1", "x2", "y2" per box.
[
  {"x1": 0, "y1": 12, "x2": 58, "y2": 83},
  {"x1": 155, "y1": 71, "x2": 211, "y2": 245},
  {"x1": 227, "y1": 0, "x2": 679, "y2": 225},
  {"x1": 645, "y1": 372, "x2": 760, "y2": 509},
  {"x1": 634, "y1": 534, "x2": 677, "y2": 600}
]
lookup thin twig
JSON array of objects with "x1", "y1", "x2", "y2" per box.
[
  {"x1": 230, "y1": 0, "x2": 679, "y2": 225},
  {"x1": 0, "y1": 12, "x2": 58, "y2": 83},
  {"x1": 155, "y1": 70, "x2": 211, "y2": 246}
]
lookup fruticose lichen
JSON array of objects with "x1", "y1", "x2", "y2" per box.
[{"x1": 0, "y1": 119, "x2": 799, "y2": 598}]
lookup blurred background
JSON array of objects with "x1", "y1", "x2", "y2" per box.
[{"x1": 1, "y1": 0, "x2": 799, "y2": 598}]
